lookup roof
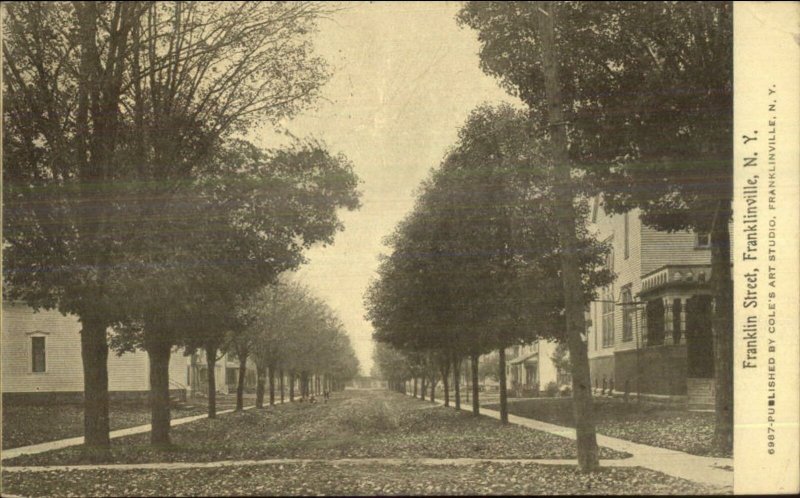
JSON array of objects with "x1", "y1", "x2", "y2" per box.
[{"x1": 509, "y1": 352, "x2": 538, "y2": 365}]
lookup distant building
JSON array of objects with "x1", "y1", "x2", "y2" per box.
[
  {"x1": 2, "y1": 301, "x2": 189, "y2": 404},
  {"x1": 586, "y1": 199, "x2": 716, "y2": 409},
  {"x1": 505, "y1": 341, "x2": 570, "y2": 397},
  {"x1": 346, "y1": 375, "x2": 387, "y2": 390},
  {"x1": 186, "y1": 350, "x2": 257, "y2": 397}
]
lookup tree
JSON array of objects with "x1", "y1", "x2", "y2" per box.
[
  {"x1": 230, "y1": 327, "x2": 253, "y2": 412},
  {"x1": 458, "y1": 1, "x2": 733, "y2": 454},
  {"x1": 105, "y1": 138, "x2": 358, "y2": 444},
  {"x1": 535, "y1": 0, "x2": 601, "y2": 470},
  {"x1": 3, "y1": 1, "x2": 337, "y2": 450},
  {"x1": 367, "y1": 103, "x2": 610, "y2": 430},
  {"x1": 243, "y1": 280, "x2": 359, "y2": 405},
  {"x1": 478, "y1": 353, "x2": 501, "y2": 383},
  {"x1": 372, "y1": 343, "x2": 413, "y2": 392},
  {"x1": 3, "y1": 1, "x2": 145, "y2": 451}
]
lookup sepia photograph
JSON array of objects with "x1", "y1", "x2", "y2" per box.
[{"x1": 1, "y1": 1, "x2": 798, "y2": 496}]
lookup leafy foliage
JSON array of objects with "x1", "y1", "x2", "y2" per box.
[
  {"x1": 240, "y1": 280, "x2": 360, "y2": 387},
  {"x1": 366, "y1": 104, "x2": 611, "y2": 364},
  {"x1": 458, "y1": 1, "x2": 733, "y2": 452}
]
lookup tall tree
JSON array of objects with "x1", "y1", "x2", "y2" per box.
[
  {"x1": 367, "y1": 104, "x2": 610, "y2": 433},
  {"x1": 458, "y1": 1, "x2": 733, "y2": 454},
  {"x1": 535, "y1": 2, "x2": 599, "y2": 467},
  {"x1": 3, "y1": 1, "x2": 336, "y2": 450},
  {"x1": 109, "y1": 138, "x2": 359, "y2": 443}
]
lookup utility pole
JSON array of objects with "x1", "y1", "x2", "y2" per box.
[{"x1": 535, "y1": 0, "x2": 599, "y2": 472}]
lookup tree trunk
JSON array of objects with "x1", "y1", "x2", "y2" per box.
[
  {"x1": 147, "y1": 340, "x2": 172, "y2": 446},
  {"x1": 268, "y1": 365, "x2": 276, "y2": 407},
  {"x1": 205, "y1": 345, "x2": 217, "y2": 419},
  {"x1": 536, "y1": 1, "x2": 599, "y2": 472},
  {"x1": 420, "y1": 377, "x2": 426, "y2": 401},
  {"x1": 429, "y1": 374, "x2": 436, "y2": 403},
  {"x1": 289, "y1": 370, "x2": 295, "y2": 401},
  {"x1": 280, "y1": 369, "x2": 285, "y2": 404},
  {"x1": 413, "y1": 377, "x2": 418, "y2": 398},
  {"x1": 80, "y1": 318, "x2": 111, "y2": 451},
  {"x1": 301, "y1": 371, "x2": 309, "y2": 398},
  {"x1": 498, "y1": 347, "x2": 508, "y2": 424},
  {"x1": 453, "y1": 357, "x2": 461, "y2": 410},
  {"x1": 471, "y1": 353, "x2": 480, "y2": 416},
  {"x1": 236, "y1": 354, "x2": 247, "y2": 411},
  {"x1": 256, "y1": 365, "x2": 266, "y2": 409},
  {"x1": 711, "y1": 203, "x2": 733, "y2": 453},
  {"x1": 441, "y1": 363, "x2": 450, "y2": 407}
]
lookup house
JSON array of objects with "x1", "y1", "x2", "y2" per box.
[
  {"x1": 186, "y1": 350, "x2": 229, "y2": 396},
  {"x1": 585, "y1": 199, "x2": 716, "y2": 409},
  {"x1": 186, "y1": 349, "x2": 257, "y2": 396},
  {"x1": 505, "y1": 341, "x2": 571, "y2": 397},
  {"x1": 2, "y1": 301, "x2": 189, "y2": 404}
]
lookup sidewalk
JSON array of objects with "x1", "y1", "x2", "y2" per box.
[
  {"x1": 3, "y1": 456, "x2": 637, "y2": 473},
  {"x1": 409, "y1": 392, "x2": 733, "y2": 491},
  {"x1": 1, "y1": 401, "x2": 274, "y2": 461}
]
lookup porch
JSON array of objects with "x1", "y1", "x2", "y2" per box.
[{"x1": 635, "y1": 264, "x2": 716, "y2": 409}]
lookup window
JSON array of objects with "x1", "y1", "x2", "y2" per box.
[
  {"x1": 621, "y1": 288, "x2": 634, "y2": 342},
  {"x1": 31, "y1": 336, "x2": 46, "y2": 373},
  {"x1": 226, "y1": 367, "x2": 237, "y2": 386},
  {"x1": 646, "y1": 299, "x2": 665, "y2": 346},
  {"x1": 557, "y1": 367, "x2": 572, "y2": 386},
  {"x1": 525, "y1": 364, "x2": 537, "y2": 386},
  {"x1": 605, "y1": 241, "x2": 614, "y2": 274},
  {"x1": 623, "y1": 212, "x2": 630, "y2": 259},
  {"x1": 695, "y1": 231, "x2": 711, "y2": 248},
  {"x1": 602, "y1": 288, "x2": 615, "y2": 348},
  {"x1": 601, "y1": 244, "x2": 615, "y2": 348},
  {"x1": 591, "y1": 197, "x2": 600, "y2": 223}
]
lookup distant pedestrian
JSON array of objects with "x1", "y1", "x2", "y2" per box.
[{"x1": 323, "y1": 390, "x2": 329, "y2": 402}]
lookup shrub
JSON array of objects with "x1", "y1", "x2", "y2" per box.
[
  {"x1": 544, "y1": 381, "x2": 559, "y2": 397},
  {"x1": 559, "y1": 384, "x2": 572, "y2": 397}
]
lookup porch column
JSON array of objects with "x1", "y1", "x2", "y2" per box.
[
  {"x1": 640, "y1": 304, "x2": 648, "y2": 345},
  {"x1": 677, "y1": 297, "x2": 687, "y2": 345},
  {"x1": 663, "y1": 297, "x2": 674, "y2": 345}
]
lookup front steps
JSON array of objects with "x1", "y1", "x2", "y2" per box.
[{"x1": 687, "y1": 377, "x2": 715, "y2": 411}]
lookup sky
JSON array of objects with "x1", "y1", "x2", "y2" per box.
[{"x1": 255, "y1": 2, "x2": 521, "y2": 375}]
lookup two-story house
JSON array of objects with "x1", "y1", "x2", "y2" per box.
[{"x1": 586, "y1": 198, "x2": 715, "y2": 409}]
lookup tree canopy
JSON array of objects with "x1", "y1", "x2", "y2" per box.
[
  {"x1": 458, "y1": 0, "x2": 733, "y2": 453},
  {"x1": 366, "y1": 103, "x2": 611, "y2": 409}
]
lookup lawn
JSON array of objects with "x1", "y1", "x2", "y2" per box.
[
  {"x1": 1, "y1": 461, "x2": 720, "y2": 496},
  {"x1": 2, "y1": 399, "x2": 210, "y2": 450},
  {"x1": 4, "y1": 390, "x2": 630, "y2": 467},
  {"x1": 486, "y1": 396, "x2": 730, "y2": 458}
]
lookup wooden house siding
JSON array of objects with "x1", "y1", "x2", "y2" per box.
[
  {"x1": 587, "y1": 205, "x2": 643, "y2": 357},
  {"x1": 2, "y1": 302, "x2": 188, "y2": 394},
  {"x1": 587, "y1": 203, "x2": 715, "y2": 358},
  {"x1": 640, "y1": 226, "x2": 711, "y2": 276}
]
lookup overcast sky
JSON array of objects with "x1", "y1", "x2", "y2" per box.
[{"x1": 255, "y1": 2, "x2": 521, "y2": 375}]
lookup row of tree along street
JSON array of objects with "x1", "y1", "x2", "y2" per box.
[
  {"x1": 367, "y1": 1, "x2": 732, "y2": 472},
  {"x1": 3, "y1": 2, "x2": 360, "y2": 455}
]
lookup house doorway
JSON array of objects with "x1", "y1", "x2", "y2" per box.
[{"x1": 686, "y1": 295, "x2": 714, "y2": 378}]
